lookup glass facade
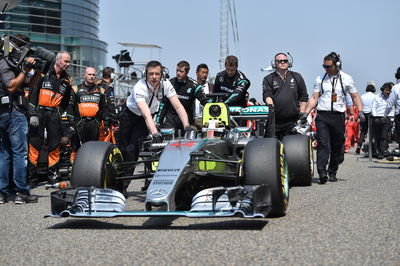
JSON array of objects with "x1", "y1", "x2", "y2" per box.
[{"x1": 0, "y1": 0, "x2": 107, "y2": 79}]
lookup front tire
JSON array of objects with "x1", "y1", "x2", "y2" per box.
[
  {"x1": 282, "y1": 134, "x2": 314, "y2": 186},
  {"x1": 71, "y1": 141, "x2": 124, "y2": 190},
  {"x1": 244, "y1": 138, "x2": 289, "y2": 217}
]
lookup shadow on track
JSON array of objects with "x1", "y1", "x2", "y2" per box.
[{"x1": 47, "y1": 218, "x2": 268, "y2": 231}]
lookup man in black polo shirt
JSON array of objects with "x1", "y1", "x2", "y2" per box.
[
  {"x1": 263, "y1": 52, "x2": 308, "y2": 139},
  {"x1": 157, "y1": 60, "x2": 207, "y2": 131}
]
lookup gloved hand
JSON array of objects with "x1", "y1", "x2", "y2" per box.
[
  {"x1": 148, "y1": 132, "x2": 163, "y2": 143},
  {"x1": 184, "y1": 125, "x2": 197, "y2": 132},
  {"x1": 298, "y1": 112, "x2": 308, "y2": 124},
  {"x1": 358, "y1": 111, "x2": 366, "y2": 123},
  {"x1": 184, "y1": 126, "x2": 197, "y2": 139},
  {"x1": 29, "y1": 116, "x2": 39, "y2": 127}
]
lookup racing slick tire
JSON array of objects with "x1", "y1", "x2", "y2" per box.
[
  {"x1": 282, "y1": 134, "x2": 313, "y2": 186},
  {"x1": 71, "y1": 141, "x2": 124, "y2": 190},
  {"x1": 244, "y1": 138, "x2": 289, "y2": 217}
]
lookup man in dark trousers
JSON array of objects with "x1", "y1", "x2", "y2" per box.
[
  {"x1": 28, "y1": 51, "x2": 73, "y2": 186},
  {"x1": 263, "y1": 52, "x2": 308, "y2": 139},
  {"x1": 304, "y1": 52, "x2": 364, "y2": 184}
]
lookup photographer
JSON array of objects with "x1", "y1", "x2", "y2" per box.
[
  {"x1": 28, "y1": 51, "x2": 73, "y2": 186},
  {"x1": 0, "y1": 34, "x2": 38, "y2": 204}
]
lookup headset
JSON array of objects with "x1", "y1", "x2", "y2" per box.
[
  {"x1": 271, "y1": 52, "x2": 293, "y2": 68},
  {"x1": 328, "y1": 52, "x2": 342, "y2": 70}
]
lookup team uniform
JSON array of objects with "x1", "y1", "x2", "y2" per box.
[
  {"x1": 262, "y1": 71, "x2": 308, "y2": 139},
  {"x1": 98, "y1": 79, "x2": 118, "y2": 139},
  {"x1": 28, "y1": 69, "x2": 73, "y2": 182},
  {"x1": 385, "y1": 83, "x2": 400, "y2": 145},
  {"x1": 67, "y1": 82, "x2": 109, "y2": 144},
  {"x1": 118, "y1": 79, "x2": 176, "y2": 167},
  {"x1": 372, "y1": 92, "x2": 394, "y2": 157},
  {"x1": 157, "y1": 77, "x2": 207, "y2": 131},
  {"x1": 357, "y1": 91, "x2": 375, "y2": 150},
  {"x1": 313, "y1": 70, "x2": 358, "y2": 179},
  {"x1": 214, "y1": 70, "x2": 250, "y2": 108}
]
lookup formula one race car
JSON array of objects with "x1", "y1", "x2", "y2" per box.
[{"x1": 46, "y1": 101, "x2": 313, "y2": 220}]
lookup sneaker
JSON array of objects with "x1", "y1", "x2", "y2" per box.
[
  {"x1": 14, "y1": 192, "x2": 38, "y2": 204},
  {"x1": 344, "y1": 147, "x2": 350, "y2": 153},
  {"x1": 355, "y1": 147, "x2": 361, "y2": 154},
  {"x1": 0, "y1": 193, "x2": 6, "y2": 204}
]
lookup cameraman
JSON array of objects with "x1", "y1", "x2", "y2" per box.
[
  {"x1": 28, "y1": 51, "x2": 73, "y2": 186},
  {"x1": 0, "y1": 34, "x2": 38, "y2": 204}
]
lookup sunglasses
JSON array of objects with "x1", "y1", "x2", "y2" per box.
[
  {"x1": 323, "y1": 64, "x2": 334, "y2": 69},
  {"x1": 276, "y1": 59, "x2": 289, "y2": 64}
]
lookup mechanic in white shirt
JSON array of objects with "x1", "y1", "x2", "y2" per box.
[
  {"x1": 355, "y1": 83, "x2": 376, "y2": 154},
  {"x1": 384, "y1": 67, "x2": 400, "y2": 149},
  {"x1": 118, "y1": 61, "x2": 190, "y2": 172},
  {"x1": 304, "y1": 52, "x2": 364, "y2": 184},
  {"x1": 371, "y1": 82, "x2": 394, "y2": 159},
  {"x1": 194, "y1": 63, "x2": 213, "y2": 128}
]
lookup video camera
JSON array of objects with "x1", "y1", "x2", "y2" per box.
[{"x1": 0, "y1": 34, "x2": 55, "y2": 74}]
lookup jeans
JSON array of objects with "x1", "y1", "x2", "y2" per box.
[{"x1": 0, "y1": 108, "x2": 30, "y2": 195}]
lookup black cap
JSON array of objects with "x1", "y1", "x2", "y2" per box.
[{"x1": 396, "y1": 67, "x2": 400, "y2": 80}]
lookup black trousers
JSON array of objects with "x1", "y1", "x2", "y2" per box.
[
  {"x1": 315, "y1": 111, "x2": 345, "y2": 177},
  {"x1": 395, "y1": 113, "x2": 400, "y2": 144},
  {"x1": 117, "y1": 108, "x2": 148, "y2": 174},
  {"x1": 77, "y1": 118, "x2": 100, "y2": 143},
  {"x1": 371, "y1": 117, "x2": 391, "y2": 156},
  {"x1": 357, "y1": 112, "x2": 370, "y2": 147}
]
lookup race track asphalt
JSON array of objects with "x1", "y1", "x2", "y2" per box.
[{"x1": 0, "y1": 146, "x2": 399, "y2": 265}]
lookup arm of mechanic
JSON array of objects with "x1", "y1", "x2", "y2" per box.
[
  {"x1": 137, "y1": 101, "x2": 158, "y2": 135},
  {"x1": 169, "y1": 94, "x2": 190, "y2": 128}
]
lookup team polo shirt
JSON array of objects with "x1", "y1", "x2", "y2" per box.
[
  {"x1": 384, "y1": 83, "x2": 400, "y2": 116},
  {"x1": 313, "y1": 71, "x2": 357, "y2": 112},
  {"x1": 372, "y1": 93, "x2": 394, "y2": 117},
  {"x1": 360, "y1": 91, "x2": 376, "y2": 113},
  {"x1": 127, "y1": 79, "x2": 176, "y2": 116}
]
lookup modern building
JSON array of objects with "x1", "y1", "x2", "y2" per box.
[{"x1": 0, "y1": 0, "x2": 107, "y2": 79}]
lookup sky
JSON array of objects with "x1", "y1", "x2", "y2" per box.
[{"x1": 98, "y1": 0, "x2": 399, "y2": 101}]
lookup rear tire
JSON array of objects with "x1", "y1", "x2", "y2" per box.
[
  {"x1": 244, "y1": 138, "x2": 289, "y2": 217},
  {"x1": 282, "y1": 135, "x2": 313, "y2": 186},
  {"x1": 71, "y1": 141, "x2": 124, "y2": 190}
]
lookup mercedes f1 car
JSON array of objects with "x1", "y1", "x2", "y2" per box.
[{"x1": 46, "y1": 101, "x2": 313, "y2": 220}]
